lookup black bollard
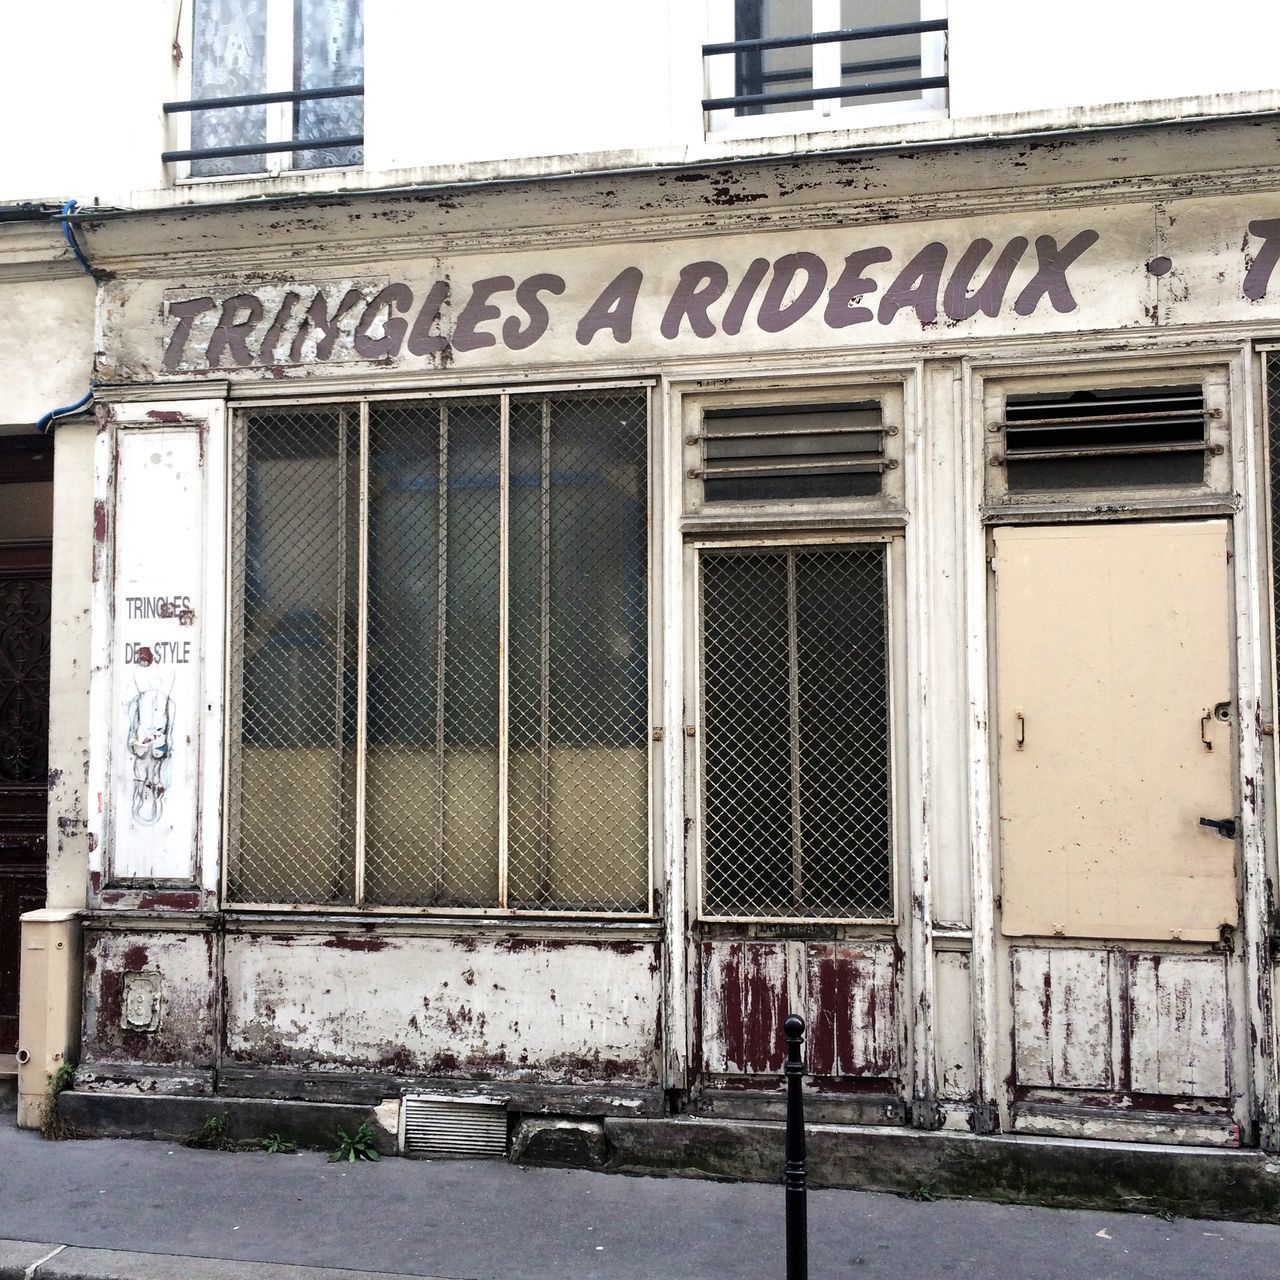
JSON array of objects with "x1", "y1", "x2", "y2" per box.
[{"x1": 783, "y1": 1014, "x2": 808, "y2": 1280}]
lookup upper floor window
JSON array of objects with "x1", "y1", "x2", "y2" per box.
[
  {"x1": 703, "y1": 0, "x2": 947, "y2": 137},
  {"x1": 164, "y1": 0, "x2": 363, "y2": 179}
]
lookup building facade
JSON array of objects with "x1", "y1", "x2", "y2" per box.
[{"x1": 6, "y1": 0, "x2": 1280, "y2": 1171}]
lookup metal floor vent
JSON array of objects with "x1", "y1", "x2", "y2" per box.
[{"x1": 399, "y1": 1095, "x2": 509, "y2": 1158}]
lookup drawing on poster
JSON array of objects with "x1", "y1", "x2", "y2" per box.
[{"x1": 127, "y1": 674, "x2": 175, "y2": 825}]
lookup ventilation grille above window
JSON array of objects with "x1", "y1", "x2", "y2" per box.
[
  {"x1": 996, "y1": 385, "x2": 1213, "y2": 492},
  {"x1": 694, "y1": 402, "x2": 889, "y2": 502}
]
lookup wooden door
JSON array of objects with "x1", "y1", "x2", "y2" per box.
[
  {"x1": 993, "y1": 520, "x2": 1243, "y2": 1141},
  {"x1": 0, "y1": 544, "x2": 52, "y2": 1053}
]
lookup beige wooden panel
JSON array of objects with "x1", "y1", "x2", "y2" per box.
[{"x1": 995, "y1": 521, "x2": 1236, "y2": 942}]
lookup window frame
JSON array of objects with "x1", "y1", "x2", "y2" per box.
[
  {"x1": 681, "y1": 378, "x2": 907, "y2": 528},
  {"x1": 688, "y1": 530, "x2": 905, "y2": 925},
  {"x1": 979, "y1": 359, "x2": 1236, "y2": 517},
  {"x1": 703, "y1": 0, "x2": 948, "y2": 141},
  {"x1": 221, "y1": 380, "x2": 659, "y2": 918},
  {"x1": 170, "y1": 0, "x2": 364, "y2": 185}
]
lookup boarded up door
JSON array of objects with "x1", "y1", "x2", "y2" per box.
[
  {"x1": 994, "y1": 521, "x2": 1241, "y2": 1139},
  {"x1": 995, "y1": 520, "x2": 1237, "y2": 943}
]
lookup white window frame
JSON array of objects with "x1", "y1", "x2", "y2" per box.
[
  {"x1": 704, "y1": 0, "x2": 948, "y2": 141},
  {"x1": 172, "y1": 0, "x2": 363, "y2": 184},
  {"x1": 978, "y1": 358, "x2": 1236, "y2": 517},
  {"x1": 688, "y1": 530, "x2": 906, "y2": 926}
]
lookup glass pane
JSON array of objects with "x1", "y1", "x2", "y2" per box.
[
  {"x1": 794, "y1": 546, "x2": 892, "y2": 916},
  {"x1": 701, "y1": 546, "x2": 893, "y2": 919},
  {"x1": 702, "y1": 551, "x2": 794, "y2": 913},
  {"x1": 508, "y1": 392, "x2": 650, "y2": 911},
  {"x1": 293, "y1": 0, "x2": 364, "y2": 169},
  {"x1": 190, "y1": 0, "x2": 268, "y2": 177},
  {"x1": 364, "y1": 401, "x2": 443, "y2": 905},
  {"x1": 230, "y1": 408, "x2": 358, "y2": 903},
  {"x1": 735, "y1": 0, "x2": 812, "y2": 116},
  {"x1": 838, "y1": 0, "x2": 922, "y2": 108}
]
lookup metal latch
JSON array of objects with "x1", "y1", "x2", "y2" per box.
[{"x1": 1199, "y1": 816, "x2": 1237, "y2": 839}]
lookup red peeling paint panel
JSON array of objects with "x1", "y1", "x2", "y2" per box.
[
  {"x1": 805, "y1": 944, "x2": 898, "y2": 1079},
  {"x1": 700, "y1": 941, "x2": 788, "y2": 1074}
]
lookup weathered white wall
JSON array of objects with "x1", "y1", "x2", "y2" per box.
[
  {"x1": 949, "y1": 1, "x2": 1280, "y2": 118},
  {"x1": 222, "y1": 933, "x2": 662, "y2": 1082},
  {"x1": 4, "y1": 1, "x2": 1280, "y2": 207},
  {"x1": 0, "y1": 222, "x2": 94, "y2": 427},
  {"x1": 46, "y1": 420, "x2": 95, "y2": 911}
]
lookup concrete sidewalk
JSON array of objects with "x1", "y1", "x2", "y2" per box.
[{"x1": 3, "y1": 1111, "x2": 1280, "y2": 1280}]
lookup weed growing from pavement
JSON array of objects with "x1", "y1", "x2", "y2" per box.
[
  {"x1": 261, "y1": 1132, "x2": 297, "y2": 1154},
  {"x1": 39, "y1": 1060, "x2": 86, "y2": 1142},
  {"x1": 330, "y1": 1122, "x2": 381, "y2": 1163},
  {"x1": 185, "y1": 1113, "x2": 250, "y2": 1152}
]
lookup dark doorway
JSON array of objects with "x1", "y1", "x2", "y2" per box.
[{"x1": 0, "y1": 436, "x2": 53, "y2": 1056}]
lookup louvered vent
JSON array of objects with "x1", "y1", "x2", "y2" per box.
[
  {"x1": 998, "y1": 384, "x2": 1212, "y2": 492},
  {"x1": 399, "y1": 1095, "x2": 509, "y2": 1159},
  {"x1": 695, "y1": 402, "x2": 888, "y2": 502}
]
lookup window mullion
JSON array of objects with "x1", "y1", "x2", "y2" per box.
[
  {"x1": 265, "y1": 0, "x2": 294, "y2": 170},
  {"x1": 353, "y1": 399, "x2": 370, "y2": 906},
  {"x1": 786, "y1": 550, "x2": 804, "y2": 909},
  {"x1": 497, "y1": 394, "x2": 511, "y2": 910}
]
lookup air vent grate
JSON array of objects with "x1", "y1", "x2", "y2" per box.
[
  {"x1": 399, "y1": 1095, "x2": 509, "y2": 1159},
  {"x1": 694, "y1": 402, "x2": 889, "y2": 502},
  {"x1": 997, "y1": 384, "x2": 1212, "y2": 491}
]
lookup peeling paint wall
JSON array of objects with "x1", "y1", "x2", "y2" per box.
[
  {"x1": 223, "y1": 933, "x2": 661, "y2": 1084},
  {"x1": 79, "y1": 929, "x2": 217, "y2": 1079}
]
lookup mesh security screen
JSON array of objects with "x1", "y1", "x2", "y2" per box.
[
  {"x1": 228, "y1": 390, "x2": 649, "y2": 912},
  {"x1": 700, "y1": 544, "x2": 893, "y2": 919}
]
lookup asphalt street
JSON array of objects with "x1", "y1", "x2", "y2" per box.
[{"x1": 3, "y1": 1110, "x2": 1280, "y2": 1279}]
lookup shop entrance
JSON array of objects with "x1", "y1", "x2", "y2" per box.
[
  {"x1": 993, "y1": 520, "x2": 1243, "y2": 1142},
  {"x1": 686, "y1": 539, "x2": 908, "y2": 1123},
  {"x1": 0, "y1": 437, "x2": 53, "y2": 1058}
]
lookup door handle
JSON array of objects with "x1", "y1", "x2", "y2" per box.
[
  {"x1": 1201, "y1": 710, "x2": 1214, "y2": 751},
  {"x1": 1199, "y1": 816, "x2": 1237, "y2": 839}
]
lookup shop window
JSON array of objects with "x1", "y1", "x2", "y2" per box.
[
  {"x1": 227, "y1": 388, "x2": 650, "y2": 913},
  {"x1": 167, "y1": 0, "x2": 363, "y2": 178},
  {"x1": 703, "y1": 0, "x2": 947, "y2": 136},
  {"x1": 698, "y1": 543, "x2": 894, "y2": 920}
]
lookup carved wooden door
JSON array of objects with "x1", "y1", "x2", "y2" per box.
[{"x1": 0, "y1": 544, "x2": 51, "y2": 1054}]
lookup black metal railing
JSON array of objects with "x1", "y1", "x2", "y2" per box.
[
  {"x1": 703, "y1": 18, "x2": 947, "y2": 115},
  {"x1": 161, "y1": 84, "x2": 364, "y2": 164}
]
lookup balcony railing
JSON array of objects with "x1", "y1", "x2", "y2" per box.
[
  {"x1": 161, "y1": 84, "x2": 364, "y2": 165},
  {"x1": 703, "y1": 17, "x2": 947, "y2": 115}
]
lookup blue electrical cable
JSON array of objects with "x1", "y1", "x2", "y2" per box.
[
  {"x1": 59, "y1": 199, "x2": 96, "y2": 278},
  {"x1": 36, "y1": 389, "x2": 95, "y2": 435}
]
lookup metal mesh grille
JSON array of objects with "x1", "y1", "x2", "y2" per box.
[
  {"x1": 506, "y1": 394, "x2": 649, "y2": 912},
  {"x1": 228, "y1": 389, "x2": 649, "y2": 912},
  {"x1": 700, "y1": 545, "x2": 892, "y2": 919},
  {"x1": 229, "y1": 406, "x2": 358, "y2": 904}
]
